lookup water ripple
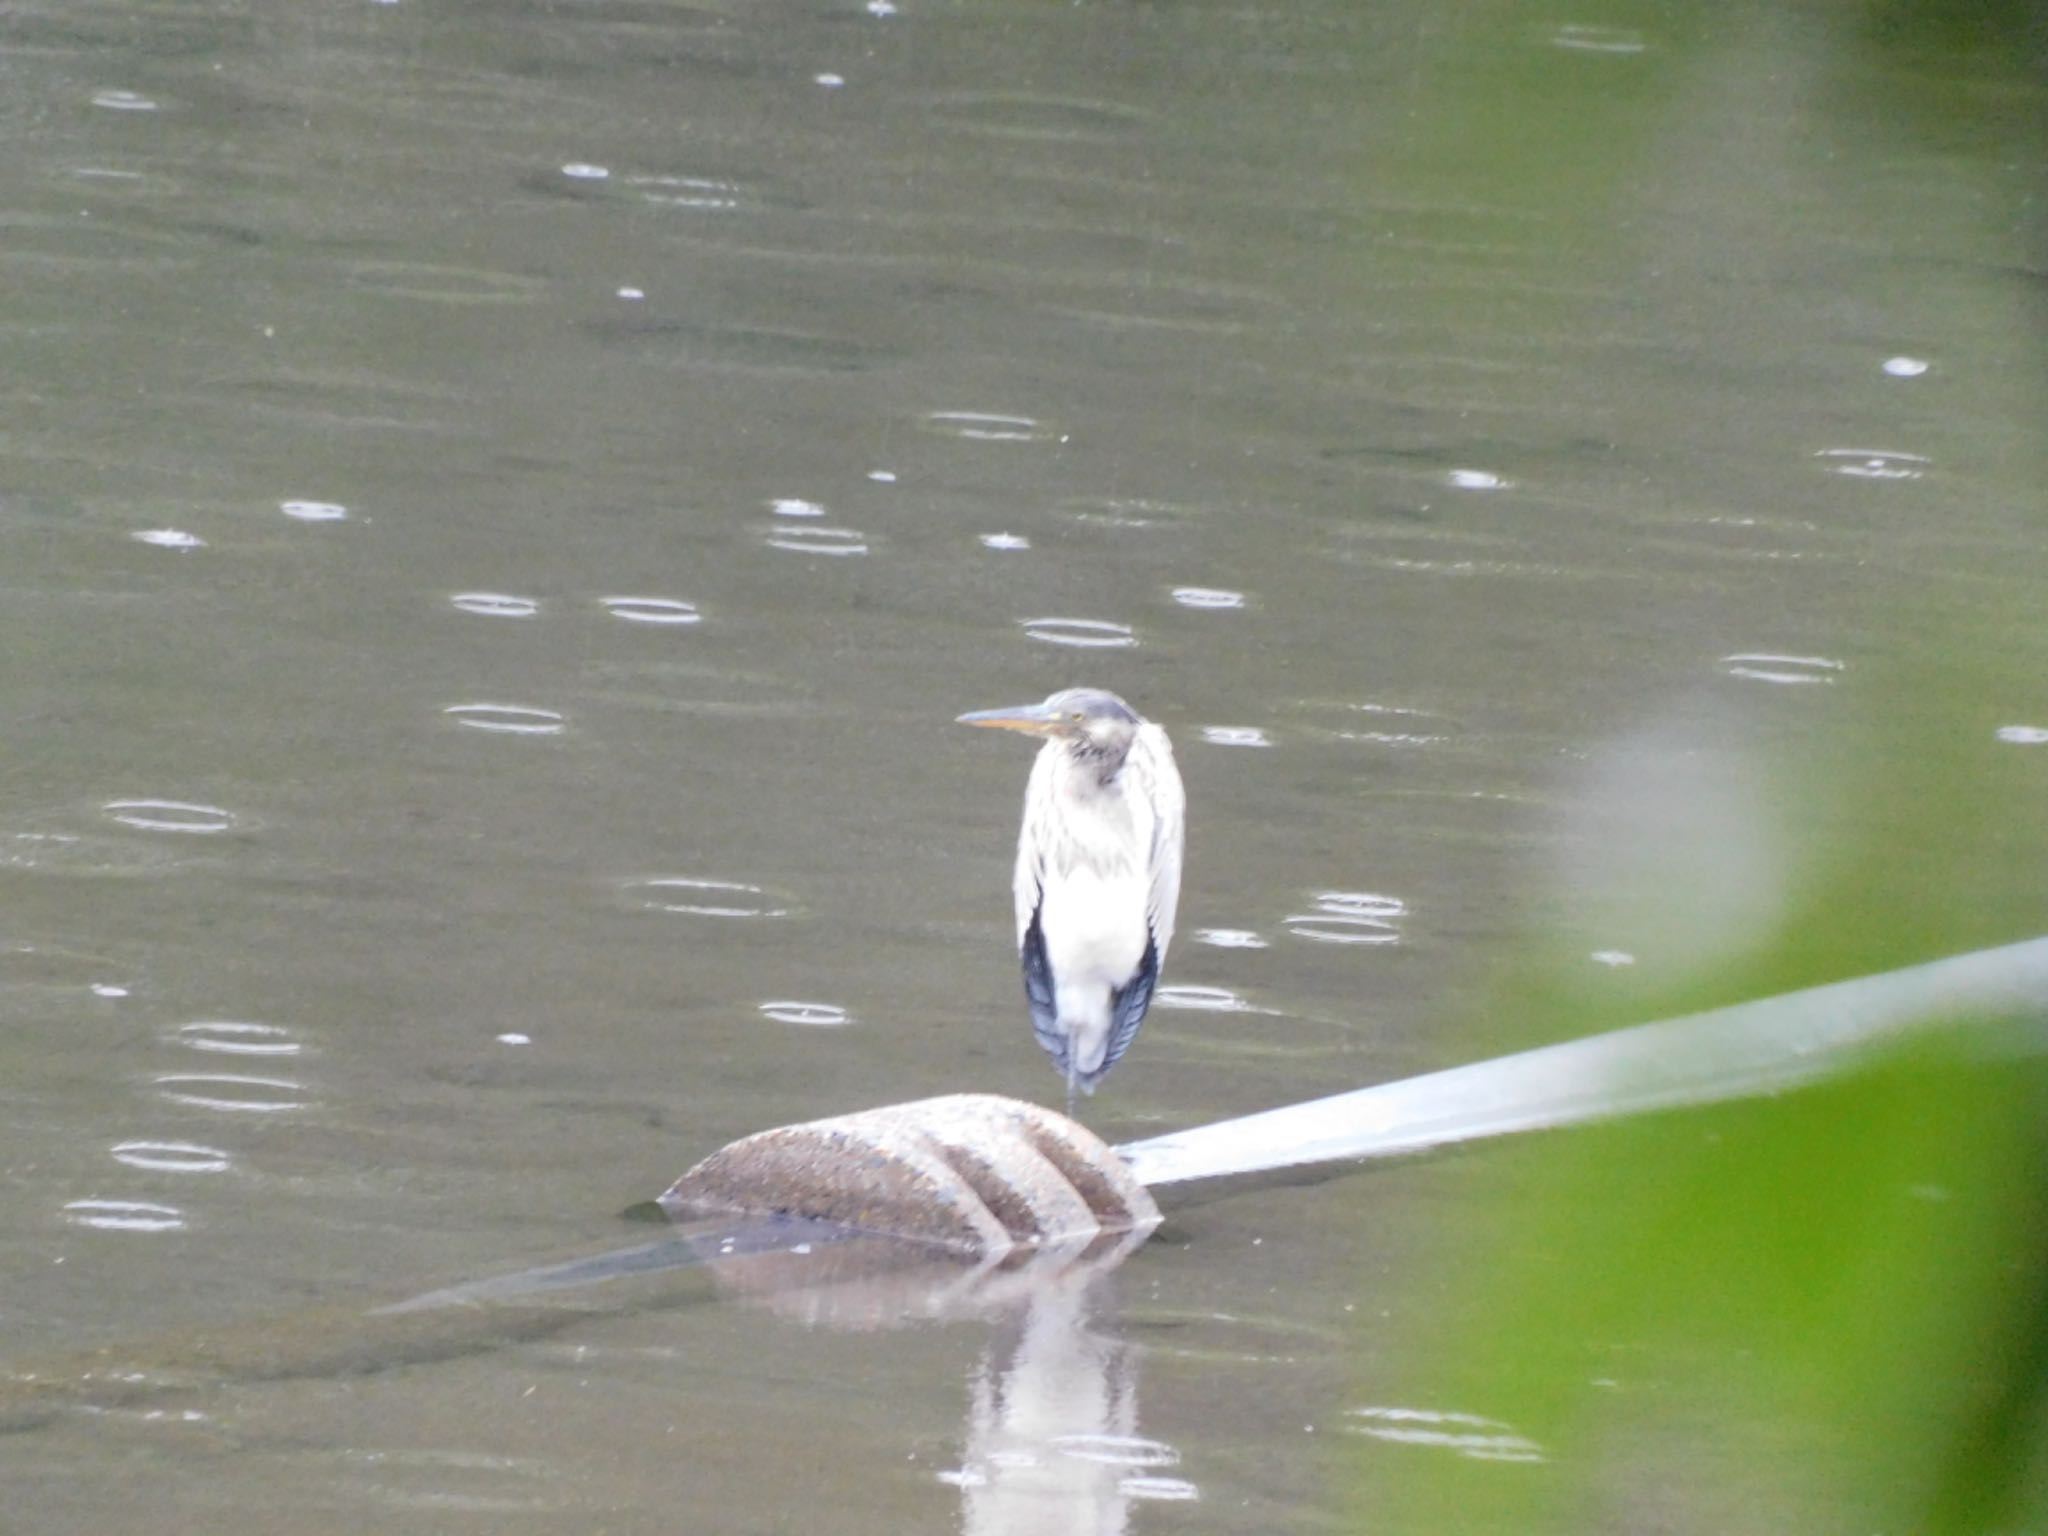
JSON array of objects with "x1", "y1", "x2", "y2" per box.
[
  {"x1": 923, "y1": 410, "x2": 1055, "y2": 444},
  {"x1": 443, "y1": 703, "x2": 566, "y2": 734},
  {"x1": 765, "y1": 524, "x2": 869, "y2": 556},
  {"x1": 769, "y1": 497, "x2": 827, "y2": 518},
  {"x1": 1722, "y1": 653, "x2": 1843, "y2": 685},
  {"x1": 1447, "y1": 468, "x2": 1512, "y2": 490},
  {"x1": 1199, "y1": 725, "x2": 1271, "y2": 748},
  {"x1": 1815, "y1": 447, "x2": 1928, "y2": 481},
  {"x1": 450, "y1": 592, "x2": 539, "y2": 618},
  {"x1": 110, "y1": 1140, "x2": 232, "y2": 1174},
  {"x1": 1120, "y1": 1476, "x2": 1200, "y2": 1501},
  {"x1": 1049, "y1": 1433, "x2": 1180, "y2": 1467},
  {"x1": 758, "y1": 1000, "x2": 851, "y2": 1027},
  {"x1": 627, "y1": 877, "x2": 789, "y2": 919},
  {"x1": 172, "y1": 1021, "x2": 301, "y2": 1057},
  {"x1": 602, "y1": 596, "x2": 701, "y2": 625},
  {"x1": 131, "y1": 528, "x2": 203, "y2": 550},
  {"x1": 1171, "y1": 586, "x2": 1245, "y2": 610},
  {"x1": 1313, "y1": 891, "x2": 1408, "y2": 919},
  {"x1": 65, "y1": 1198, "x2": 185, "y2": 1233},
  {"x1": 279, "y1": 499, "x2": 348, "y2": 522},
  {"x1": 1059, "y1": 496, "x2": 1191, "y2": 531},
  {"x1": 1286, "y1": 891, "x2": 1407, "y2": 946},
  {"x1": 1195, "y1": 928, "x2": 1268, "y2": 950},
  {"x1": 92, "y1": 90, "x2": 160, "y2": 112},
  {"x1": 1022, "y1": 617, "x2": 1135, "y2": 649},
  {"x1": 621, "y1": 172, "x2": 743, "y2": 210},
  {"x1": 154, "y1": 1072, "x2": 309, "y2": 1113},
  {"x1": 1154, "y1": 984, "x2": 1259, "y2": 1014},
  {"x1": 1345, "y1": 1406, "x2": 1545, "y2": 1464},
  {"x1": 103, "y1": 799, "x2": 236, "y2": 834}
]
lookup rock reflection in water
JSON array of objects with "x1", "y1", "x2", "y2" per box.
[{"x1": 688, "y1": 1222, "x2": 1185, "y2": 1531}]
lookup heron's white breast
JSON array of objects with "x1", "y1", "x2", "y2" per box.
[{"x1": 1037, "y1": 864, "x2": 1150, "y2": 988}]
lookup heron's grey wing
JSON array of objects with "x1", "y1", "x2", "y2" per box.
[
  {"x1": 1133, "y1": 724, "x2": 1187, "y2": 955},
  {"x1": 1020, "y1": 904, "x2": 1067, "y2": 1074},
  {"x1": 1014, "y1": 744, "x2": 1067, "y2": 1073},
  {"x1": 1085, "y1": 935, "x2": 1159, "y2": 1090},
  {"x1": 1011, "y1": 743, "x2": 1059, "y2": 947}
]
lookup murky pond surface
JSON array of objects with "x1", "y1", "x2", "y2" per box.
[{"x1": 4, "y1": 0, "x2": 2043, "y2": 1528}]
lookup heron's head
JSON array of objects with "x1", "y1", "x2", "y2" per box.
[{"x1": 957, "y1": 687, "x2": 1143, "y2": 766}]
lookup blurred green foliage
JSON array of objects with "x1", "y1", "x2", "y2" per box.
[
  {"x1": 1349, "y1": 649, "x2": 2047, "y2": 1532},
  {"x1": 1339, "y1": 0, "x2": 2046, "y2": 1518}
]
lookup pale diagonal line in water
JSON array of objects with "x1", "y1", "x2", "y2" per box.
[{"x1": 1118, "y1": 936, "x2": 2048, "y2": 1187}]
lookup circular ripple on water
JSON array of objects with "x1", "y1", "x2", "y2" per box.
[
  {"x1": 155, "y1": 1072, "x2": 309, "y2": 1113},
  {"x1": 103, "y1": 799, "x2": 236, "y2": 834},
  {"x1": 1021, "y1": 617, "x2": 1135, "y2": 649},
  {"x1": 131, "y1": 528, "x2": 204, "y2": 550},
  {"x1": 450, "y1": 592, "x2": 538, "y2": 618},
  {"x1": 602, "y1": 596, "x2": 701, "y2": 625},
  {"x1": 1814, "y1": 447, "x2": 1928, "y2": 481},
  {"x1": 443, "y1": 703, "x2": 566, "y2": 734},
  {"x1": 1172, "y1": 586, "x2": 1245, "y2": 610},
  {"x1": 1286, "y1": 892, "x2": 1405, "y2": 946},
  {"x1": 1722, "y1": 653, "x2": 1844, "y2": 686},
  {"x1": 758, "y1": 1000, "x2": 851, "y2": 1027},
  {"x1": 923, "y1": 411, "x2": 1054, "y2": 444},
  {"x1": 280, "y1": 500, "x2": 348, "y2": 522},
  {"x1": 1195, "y1": 928, "x2": 1269, "y2": 950},
  {"x1": 627, "y1": 877, "x2": 789, "y2": 919},
  {"x1": 173, "y1": 1021, "x2": 301, "y2": 1057},
  {"x1": 1313, "y1": 891, "x2": 1408, "y2": 920},
  {"x1": 765, "y1": 524, "x2": 869, "y2": 556},
  {"x1": 1285, "y1": 913, "x2": 1399, "y2": 945},
  {"x1": 65, "y1": 1198, "x2": 186, "y2": 1233},
  {"x1": 1199, "y1": 725, "x2": 1271, "y2": 748},
  {"x1": 111, "y1": 1140, "x2": 233, "y2": 1174}
]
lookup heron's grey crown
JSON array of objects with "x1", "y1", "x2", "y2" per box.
[
  {"x1": 1046, "y1": 688, "x2": 1143, "y2": 775},
  {"x1": 1042, "y1": 687, "x2": 1140, "y2": 726}
]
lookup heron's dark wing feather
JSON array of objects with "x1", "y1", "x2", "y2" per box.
[
  {"x1": 1082, "y1": 934, "x2": 1159, "y2": 1091},
  {"x1": 1020, "y1": 902, "x2": 1068, "y2": 1074}
]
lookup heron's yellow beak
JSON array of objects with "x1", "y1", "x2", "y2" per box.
[{"x1": 956, "y1": 703, "x2": 1062, "y2": 735}]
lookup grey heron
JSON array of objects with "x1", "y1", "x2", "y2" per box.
[{"x1": 957, "y1": 687, "x2": 1186, "y2": 1103}]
